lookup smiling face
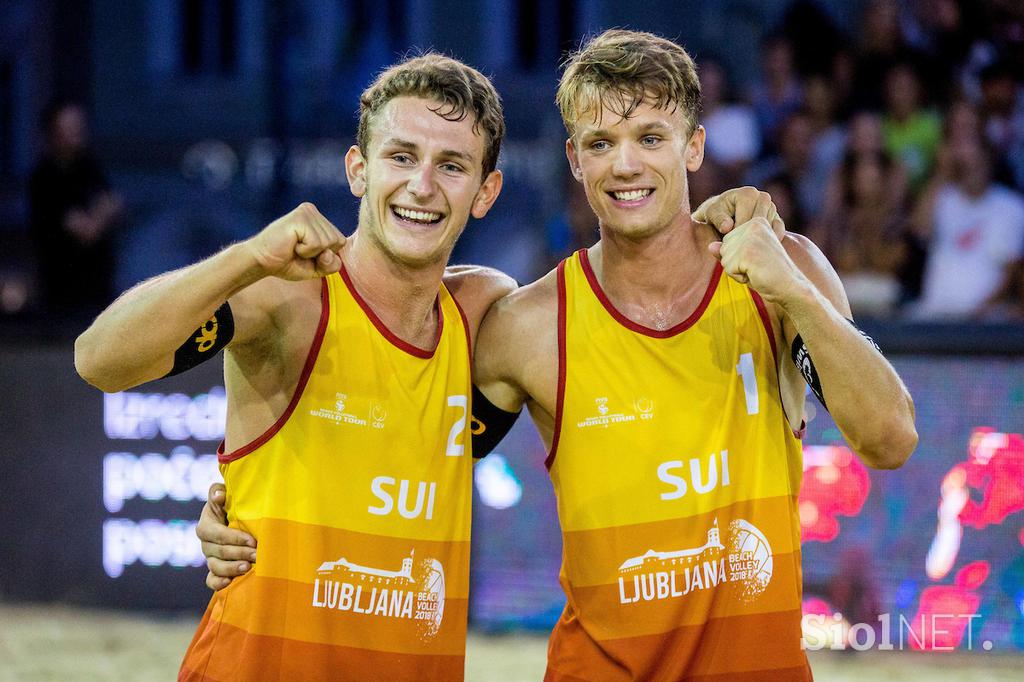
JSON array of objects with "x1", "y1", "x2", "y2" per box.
[
  {"x1": 566, "y1": 101, "x2": 705, "y2": 240},
  {"x1": 346, "y1": 96, "x2": 502, "y2": 268}
]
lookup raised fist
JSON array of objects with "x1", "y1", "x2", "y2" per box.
[{"x1": 246, "y1": 202, "x2": 345, "y2": 280}]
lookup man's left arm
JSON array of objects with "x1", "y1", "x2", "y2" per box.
[{"x1": 719, "y1": 221, "x2": 917, "y2": 469}]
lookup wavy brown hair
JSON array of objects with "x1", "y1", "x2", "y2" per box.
[
  {"x1": 358, "y1": 53, "x2": 505, "y2": 177},
  {"x1": 556, "y1": 29, "x2": 701, "y2": 137}
]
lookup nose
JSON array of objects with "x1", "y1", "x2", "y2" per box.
[
  {"x1": 406, "y1": 164, "x2": 437, "y2": 199},
  {"x1": 612, "y1": 143, "x2": 642, "y2": 179}
]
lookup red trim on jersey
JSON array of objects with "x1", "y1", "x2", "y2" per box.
[
  {"x1": 219, "y1": 278, "x2": 331, "y2": 463},
  {"x1": 450, "y1": 291, "x2": 476, "y2": 458},
  {"x1": 749, "y1": 288, "x2": 804, "y2": 440},
  {"x1": 544, "y1": 259, "x2": 568, "y2": 471},
  {"x1": 339, "y1": 262, "x2": 441, "y2": 359},
  {"x1": 450, "y1": 291, "x2": 473, "y2": 359},
  {"x1": 750, "y1": 289, "x2": 778, "y2": 365},
  {"x1": 578, "y1": 248, "x2": 723, "y2": 338}
]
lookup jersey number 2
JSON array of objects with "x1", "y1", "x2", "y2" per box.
[
  {"x1": 446, "y1": 395, "x2": 468, "y2": 456},
  {"x1": 736, "y1": 352, "x2": 759, "y2": 415}
]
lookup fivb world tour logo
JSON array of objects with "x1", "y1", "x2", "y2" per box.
[
  {"x1": 311, "y1": 548, "x2": 445, "y2": 639},
  {"x1": 617, "y1": 518, "x2": 773, "y2": 605}
]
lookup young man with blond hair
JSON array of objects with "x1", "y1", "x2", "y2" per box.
[{"x1": 471, "y1": 30, "x2": 916, "y2": 680}]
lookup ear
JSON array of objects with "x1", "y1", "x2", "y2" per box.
[
  {"x1": 565, "y1": 138, "x2": 583, "y2": 181},
  {"x1": 685, "y1": 125, "x2": 706, "y2": 173},
  {"x1": 471, "y1": 169, "x2": 504, "y2": 219},
  {"x1": 344, "y1": 145, "x2": 367, "y2": 198}
]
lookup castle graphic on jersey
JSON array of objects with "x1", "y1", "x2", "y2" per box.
[
  {"x1": 617, "y1": 519, "x2": 774, "y2": 605},
  {"x1": 311, "y1": 548, "x2": 446, "y2": 639}
]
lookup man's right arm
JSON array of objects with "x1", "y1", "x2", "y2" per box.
[{"x1": 74, "y1": 203, "x2": 344, "y2": 392}]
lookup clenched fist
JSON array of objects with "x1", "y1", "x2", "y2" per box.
[
  {"x1": 246, "y1": 202, "x2": 345, "y2": 280},
  {"x1": 715, "y1": 217, "x2": 810, "y2": 305},
  {"x1": 692, "y1": 186, "x2": 786, "y2": 241}
]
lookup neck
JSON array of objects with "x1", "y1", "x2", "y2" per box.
[
  {"x1": 342, "y1": 231, "x2": 446, "y2": 347},
  {"x1": 591, "y1": 213, "x2": 716, "y2": 313}
]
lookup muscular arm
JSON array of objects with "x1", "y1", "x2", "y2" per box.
[
  {"x1": 720, "y1": 223, "x2": 917, "y2": 469},
  {"x1": 75, "y1": 203, "x2": 344, "y2": 392}
]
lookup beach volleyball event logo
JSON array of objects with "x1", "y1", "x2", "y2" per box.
[
  {"x1": 617, "y1": 518, "x2": 774, "y2": 605},
  {"x1": 726, "y1": 519, "x2": 774, "y2": 602},
  {"x1": 311, "y1": 549, "x2": 446, "y2": 639}
]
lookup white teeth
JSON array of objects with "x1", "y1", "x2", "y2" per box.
[
  {"x1": 612, "y1": 189, "x2": 651, "y2": 201},
  {"x1": 393, "y1": 206, "x2": 441, "y2": 223}
]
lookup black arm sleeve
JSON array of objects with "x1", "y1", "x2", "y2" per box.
[
  {"x1": 786, "y1": 319, "x2": 884, "y2": 409},
  {"x1": 470, "y1": 384, "x2": 521, "y2": 459},
  {"x1": 165, "y1": 302, "x2": 235, "y2": 377},
  {"x1": 790, "y1": 318, "x2": 882, "y2": 412}
]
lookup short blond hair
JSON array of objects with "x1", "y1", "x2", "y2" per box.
[
  {"x1": 358, "y1": 53, "x2": 505, "y2": 176},
  {"x1": 556, "y1": 29, "x2": 701, "y2": 137}
]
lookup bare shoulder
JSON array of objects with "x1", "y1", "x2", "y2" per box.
[
  {"x1": 443, "y1": 265, "x2": 518, "y2": 341},
  {"x1": 484, "y1": 267, "x2": 558, "y2": 333},
  {"x1": 476, "y1": 267, "x2": 558, "y2": 374}
]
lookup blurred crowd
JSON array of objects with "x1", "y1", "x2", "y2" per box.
[
  {"x1": 694, "y1": 0, "x2": 1024, "y2": 321},
  {"x1": 9, "y1": 0, "x2": 1024, "y2": 327}
]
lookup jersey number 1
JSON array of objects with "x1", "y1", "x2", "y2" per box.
[{"x1": 736, "y1": 352, "x2": 759, "y2": 415}]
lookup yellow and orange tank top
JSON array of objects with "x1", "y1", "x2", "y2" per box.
[
  {"x1": 544, "y1": 249, "x2": 810, "y2": 681},
  {"x1": 180, "y1": 265, "x2": 474, "y2": 681}
]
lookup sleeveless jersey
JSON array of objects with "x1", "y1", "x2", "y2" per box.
[
  {"x1": 544, "y1": 250, "x2": 811, "y2": 681},
  {"x1": 180, "y1": 265, "x2": 474, "y2": 681}
]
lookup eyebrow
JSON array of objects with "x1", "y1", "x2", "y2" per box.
[
  {"x1": 379, "y1": 137, "x2": 477, "y2": 163},
  {"x1": 579, "y1": 121, "x2": 676, "y2": 140}
]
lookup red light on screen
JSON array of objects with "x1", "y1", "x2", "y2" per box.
[
  {"x1": 798, "y1": 445, "x2": 871, "y2": 542},
  {"x1": 908, "y1": 561, "x2": 989, "y2": 651}
]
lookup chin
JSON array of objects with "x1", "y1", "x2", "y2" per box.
[
  {"x1": 383, "y1": 237, "x2": 451, "y2": 269},
  {"x1": 601, "y1": 220, "x2": 663, "y2": 240}
]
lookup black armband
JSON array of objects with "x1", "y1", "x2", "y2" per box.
[
  {"x1": 790, "y1": 318, "x2": 882, "y2": 411},
  {"x1": 165, "y1": 302, "x2": 235, "y2": 377},
  {"x1": 470, "y1": 384, "x2": 521, "y2": 459}
]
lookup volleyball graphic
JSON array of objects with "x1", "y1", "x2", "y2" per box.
[
  {"x1": 728, "y1": 519, "x2": 774, "y2": 602},
  {"x1": 416, "y1": 558, "x2": 446, "y2": 639}
]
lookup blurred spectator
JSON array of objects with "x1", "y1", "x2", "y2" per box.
[
  {"x1": 812, "y1": 151, "x2": 907, "y2": 318},
  {"x1": 911, "y1": 134, "x2": 1024, "y2": 319},
  {"x1": 882, "y1": 61, "x2": 943, "y2": 192},
  {"x1": 901, "y1": 0, "x2": 981, "y2": 103},
  {"x1": 699, "y1": 59, "x2": 760, "y2": 187},
  {"x1": 763, "y1": 173, "x2": 805, "y2": 236},
  {"x1": 978, "y1": 60, "x2": 1024, "y2": 191},
  {"x1": 803, "y1": 75, "x2": 848, "y2": 195},
  {"x1": 28, "y1": 100, "x2": 123, "y2": 316},
  {"x1": 850, "y1": 0, "x2": 919, "y2": 110},
  {"x1": 778, "y1": 0, "x2": 847, "y2": 81},
  {"x1": 981, "y1": 258, "x2": 1024, "y2": 321},
  {"x1": 747, "y1": 111, "x2": 826, "y2": 224},
  {"x1": 748, "y1": 35, "x2": 803, "y2": 156}
]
